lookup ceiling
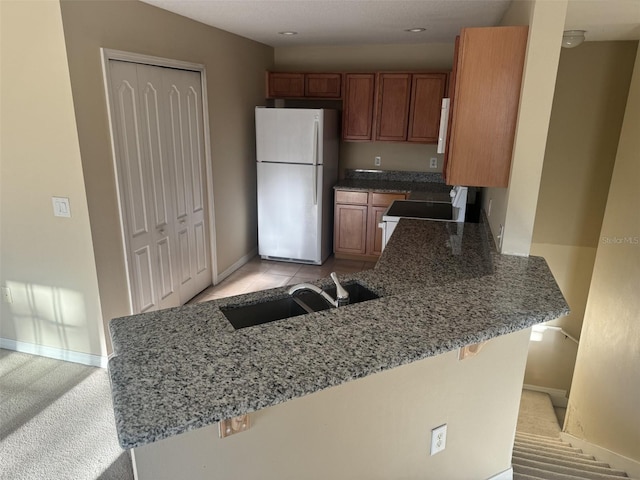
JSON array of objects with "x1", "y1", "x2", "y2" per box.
[{"x1": 141, "y1": 0, "x2": 640, "y2": 47}]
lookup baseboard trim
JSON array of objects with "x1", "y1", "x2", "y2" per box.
[
  {"x1": 216, "y1": 248, "x2": 258, "y2": 284},
  {"x1": 0, "y1": 338, "x2": 107, "y2": 368},
  {"x1": 487, "y1": 467, "x2": 512, "y2": 480},
  {"x1": 560, "y1": 432, "x2": 640, "y2": 478},
  {"x1": 523, "y1": 384, "x2": 568, "y2": 408}
]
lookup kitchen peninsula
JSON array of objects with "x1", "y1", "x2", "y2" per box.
[{"x1": 108, "y1": 217, "x2": 568, "y2": 479}]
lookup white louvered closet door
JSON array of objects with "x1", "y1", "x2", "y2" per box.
[{"x1": 108, "y1": 60, "x2": 211, "y2": 314}]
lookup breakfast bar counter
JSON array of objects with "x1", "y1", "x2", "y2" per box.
[{"x1": 108, "y1": 218, "x2": 568, "y2": 450}]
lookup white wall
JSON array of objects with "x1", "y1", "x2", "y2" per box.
[
  {"x1": 525, "y1": 41, "x2": 637, "y2": 395},
  {"x1": 483, "y1": 0, "x2": 567, "y2": 255},
  {"x1": 133, "y1": 329, "x2": 531, "y2": 480},
  {"x1": 0, "y1": 1, "x2": 105, "y2": 358},
  {"x1": 564, "y1": 45, "x2": 640, "y2": 462},
  {"x1": 59, "y1": 0, "x2": 273, "y2": 351}
]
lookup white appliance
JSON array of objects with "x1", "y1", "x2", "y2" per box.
[
  {"x1": 379, "y1": 186, "x2": 468, "y2": 252},
  {"x1": 255, "y1": 107, "x2": 339, "y2": 265}
]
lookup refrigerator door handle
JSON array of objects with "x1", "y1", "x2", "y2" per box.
[{"x1": 312, "y1": 118, "x2": 319, "y2": 205}]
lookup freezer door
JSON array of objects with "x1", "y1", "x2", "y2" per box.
[
  {"x1": 255, "y1": 108, "x2": 322, "y2": 165},
  {"x1": 257, "y1": 162, "x2": 322, "y2": 262}
]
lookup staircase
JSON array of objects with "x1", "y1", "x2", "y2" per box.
[
  {"x1": 513, "y1": 390, "x2": 635, "y2": 480},
  {"x1": 513, "y1": 431, "x2": 632, "y2": 480}
]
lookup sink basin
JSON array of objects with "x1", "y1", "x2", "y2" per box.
[{"x1": 221, "y1": 282, "x2": 380, "y2": 330}]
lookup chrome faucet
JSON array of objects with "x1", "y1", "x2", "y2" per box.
[{"x1": 288, "y1": 272, "x2": 350, "y2": 307}]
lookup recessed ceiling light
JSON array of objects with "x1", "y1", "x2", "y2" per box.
[
  {"x1": 405, "y1": 28, "x2": 426, "y2": 33},
  {"x1": 278, "y1": 31, "x2": 298, "y2": 36}
]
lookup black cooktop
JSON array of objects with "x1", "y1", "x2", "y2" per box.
[{"x1": 384, "y1": 200, "x2": 453, "y2": 220}]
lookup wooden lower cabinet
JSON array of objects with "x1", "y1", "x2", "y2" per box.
[
  {"x1": 334, "y1": 204, "x2": 368, "y2": 254},
  {"x1": 334, "y1": 189, "x2": 406, "y2": 259}
]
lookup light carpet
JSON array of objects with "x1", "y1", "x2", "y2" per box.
[
  {"x1": 0, "y1": 349, "x2": 134, "y2": 480},
  {"x1": 516, "y1": 389, "x2": 562, "y2": 437}
]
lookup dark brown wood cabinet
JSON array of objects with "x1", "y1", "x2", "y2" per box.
[
  {"x1": 407, "y1": 73, "x2": 448, "y2": 143},
  {"x1": 343, "y1": 71, "x2": 447, "y2": 143},
  {"x1": 334, "y1": 189, "x2": 406, "y2": 259},
  {"x1": 266, "y1": 72, "x2": 342, "y2": 99},
  {"x1": 375, "y1": 73, "x2": 412, "y2": 141},
  {"x1": 342, "y1": 74, "x2": 377, "y2": 141},
  {"x1": 443, "y1": 26, "x2": 528, "y2": 187},
  {"x1": 266, "y1": 72, "x2": 305, "y2": 98},
  {"x1": 375, "y1": 72, "x2": 448, "y2": 143},
  {"x1": 305, "y1": 73, "x2": 341, "y2": 98}
]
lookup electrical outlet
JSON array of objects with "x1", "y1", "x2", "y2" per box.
[
  {"x1": 219, "y1": 414, "x2": 250, "y2": 438},
  {"x1": 431, "y1": 424, "x2": 447, "y2": 455},
  {"x1": 52, "y1": 196, "x2": 71, "y2": 218},
  {"x1": 374, "y1": 156, "x2": 381, "y2": 167},
  {"x1": 429, "y1": 157, "x2": 438, "y2": 169},
  {"x1": 1, "y1": 287, "x2": 13, "y2": 304},
  {"x1": 487, "y1": 199, "x2": 492, "y2": 217}
]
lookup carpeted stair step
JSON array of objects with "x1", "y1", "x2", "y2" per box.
[
  {"x1": 513, "y1": 463, "x2": 629, "y2": 480},
  {"x1": 514, "y1": 437, "x2": 590, "y2": 457},
  {"x1": 513, "y1": 456, "x2": 629, "y2": 478},
  {"x1": 513, "y1": 444, "x2": 610, "y2": 467},
  {"x1": 516, "y1": 431, "x2": 566, "y2": 443},
  {"x1": 513, "y1": 473, "x2": 548, "y2": 480}
]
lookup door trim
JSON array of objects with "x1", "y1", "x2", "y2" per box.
[{"x1": 100, "y1": 48, "x2": 218, "y2": 314}]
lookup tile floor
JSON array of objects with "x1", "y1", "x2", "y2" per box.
[{"x1": 190, "y1": 255, "x2": 376, "y2": 303}]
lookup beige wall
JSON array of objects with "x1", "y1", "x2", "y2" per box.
[
  {"x1": 0, "y1": 1, "x2": 105, "y2": 356},
  {"x1": 274, "y1": 44, "x2": 455, "y2": 175},
  {"x1": 58, "y1": 0, "x2": 273, "y2": 346},
  {"x1": 483, "y1": 0, "x2": 567, "y2": 255},
  {"x1": 564, "y1": 45, "x2": 640, "y2": 461},
  {"x1": 524, "y1": 42, "x2": 637, "y2": 394},
  {"x1": 133, "y1": 329, "x2": 531, "y2": 480}
]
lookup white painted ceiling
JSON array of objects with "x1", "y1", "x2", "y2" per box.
[{"x1": 141, "y1": 0, "x2": 640, "y2": 47}]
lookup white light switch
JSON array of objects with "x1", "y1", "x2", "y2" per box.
[{"x1": 52, "y1": 197, "x2": 71, "y2": 218}]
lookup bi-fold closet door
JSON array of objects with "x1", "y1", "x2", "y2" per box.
[{"x1": 108, "y1": 60, "x2": 211, "y2": 314}]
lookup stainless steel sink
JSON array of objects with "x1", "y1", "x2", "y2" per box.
[{"x1": 221, "y1": 282, "x2": 380, "y2": 330}]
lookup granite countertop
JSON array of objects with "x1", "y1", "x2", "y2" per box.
[
  {"x1": 108, "y1": 218, "x2": 569, "y2": 449},
  {"x1": 334, "y1": 169, "x2": 453, "y2": 201}
]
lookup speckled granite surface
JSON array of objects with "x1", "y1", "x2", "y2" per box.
[
  {"x1": 335, "y1": 169, "x2": 452, "y2": 201},
  {"x1": 344, "y1": 169, "x2": 444, "y2": 183},
  {"x1": 108, "y1": 219, "x2": 569, "y2": 449}
]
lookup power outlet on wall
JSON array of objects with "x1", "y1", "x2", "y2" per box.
[
  {"x1": 429, "y1": 157, "x2": 438, "y2": 169},
  {"x1": 430, "y1": 424, "x2": 447, "y2": 455},
  {"x1": 1, "y1": 287, "x2": 13, "y2": 304},
  {"x1": 374, "y1": 156, "x2": 381, "y2": 167}
]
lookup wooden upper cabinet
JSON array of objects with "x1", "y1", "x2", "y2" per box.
[
  {"x1": 407, "y1": 73, "x2": 448, "y2": 143},
  {"x1": 305, "y1": 73, "x2": 341, "y2": 98},
  {"x1": 266, "y1": 72, "x2": 342, "y2": 99},
  {"x1": 266, "y1": 72, "x2": 305, "y2": 98},
  {"x1": 342, "y1": 74, "x2": 376, "y2": 141},
  {"x1": 375, "y1": 73, "x2": 412, "y2": 142},
  {"x1": 445, "y1": 26, "x2": 528, "y2": 187}
]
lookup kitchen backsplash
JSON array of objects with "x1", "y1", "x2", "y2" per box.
[{"x1": 344, "y1": 169, "x2": 444, "y2": 184}]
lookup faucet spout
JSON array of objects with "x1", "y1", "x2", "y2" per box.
[
  {"x1": 288, "y1": 283, "x2": 338, "y2": 307},
  {"x1": 288, "y1": 272, "x2": 350, "y2": 308},
  {"x1": 330, "y1": 272, "x2": 350, "y2": 306}
]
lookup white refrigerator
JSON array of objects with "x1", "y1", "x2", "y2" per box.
[{"x1": 255, "y1": 107, "x2": 339, "y2": 265}]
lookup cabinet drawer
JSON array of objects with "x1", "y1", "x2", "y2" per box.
[
  {"x1": 335, "y1": 190, "x2": 368, "y2": 205},
  {"x1": 370, "y1": 192, "x2": 406, "y2": 207}
]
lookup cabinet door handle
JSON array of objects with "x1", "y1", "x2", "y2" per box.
[{"x1": 437, "y1": 98, "x2": 450, "y2": 154}]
